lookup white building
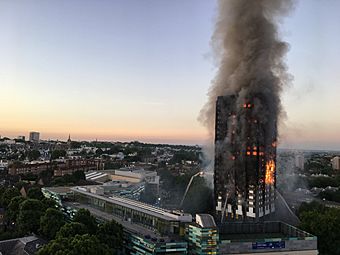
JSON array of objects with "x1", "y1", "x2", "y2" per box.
[
  {"x1": 331, "y1": 156, "x2": 340, "y2": 170},
  {"x1": 0, "y1": 160, "x2": 8, "y2": 171},
  {"x1": 295, "y1": 154, "x2": 305, "y2": 170}
]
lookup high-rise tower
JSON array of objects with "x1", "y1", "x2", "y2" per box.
[
  {"x1": 29, "y1": 131, "x2": 40, "y2": 143},
  {"x1": 214, "y1": 95, "x2": 277, "y2": 222}
]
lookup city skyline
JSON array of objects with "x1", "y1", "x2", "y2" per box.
[{"x1": 1, "y1": 0, "x2": 340, "y2": 150}]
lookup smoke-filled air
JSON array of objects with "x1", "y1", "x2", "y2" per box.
[{"x1": 200, "y1": 0, "x2": 294, "y2": 166}]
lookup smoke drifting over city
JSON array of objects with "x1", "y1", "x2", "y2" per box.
[{"x1": 200, "y1": 0, "x2": 293, "y2": 141}]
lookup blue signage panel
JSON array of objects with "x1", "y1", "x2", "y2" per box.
[{"x1": 252, "y1": 241, "x2": 285, "y2": 249}]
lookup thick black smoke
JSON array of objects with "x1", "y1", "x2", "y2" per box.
[{"x1": 200, "y1": 0, "x2": 294, "y2": 164}]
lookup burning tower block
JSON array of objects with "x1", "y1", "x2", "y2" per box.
[{"x1": 214, "y1": 95, "x2": 277, "y2": 222}]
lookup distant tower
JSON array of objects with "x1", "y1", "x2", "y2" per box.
[
  {"x1": 67, "y1": 134, "x2": 72, "y2": 148},
  {"x1": 29, "y1": 132, "x2": 40, "y2": 143},
  {"x1": 295, "y1": 154, "x2": 305, "y2": 170},
  {"x1": 214, "y1": 95, "x2": 277, "y2": 222},
  {"x1": 331, "y1": 156, "x2": 340, "y2": 170}
]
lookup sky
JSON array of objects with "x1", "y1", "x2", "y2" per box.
[{"x1": 0, "y1": 0, "x2": 339, "y2": 150}]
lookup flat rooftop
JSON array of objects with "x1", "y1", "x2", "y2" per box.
[
  {"x1": 42, "y1": 186, "x2": 72, "y2": 194},
  {"x1": 71, "y1": 186, "x2": 192, "y2": 222},
  {"x1": 64, "y1": 202, "x2": 183, "y2": 243},
  {"x1": 218, "y1": 221, "x2": 316, "y2": 242}
]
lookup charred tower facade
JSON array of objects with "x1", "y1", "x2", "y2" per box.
[{"x1": 214, "y1": 95, "x2": 277, "y2": 222}]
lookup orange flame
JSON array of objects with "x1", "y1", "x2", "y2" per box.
[{"x1": 265, "y1": 160, "x2": 275, "y2": 185}]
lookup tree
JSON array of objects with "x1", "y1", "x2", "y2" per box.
[
  {"x1": 27, "y1": 150, "x2": 41, "y2": 161},
  {"x1": 298, "y1": 200, "x2": 325, "y2": 217},
  {"x1": 51, "y1": 150, "x2": 66, "y2": 160},
  {"x1": 7, "y1": 196, "x2": 25, "y2": 222},
  {"x1": 56, "y1": 222, "x2": 88, "y2": 239},
  {"x1": 70, "y1": 141, "x2": 81, "y2": 149},
  {"x1": 170, "y1": 150, "x2": 199, "y2": 164},
  {"x1": 40, "y1": 208, "x2": 65, "y2": 239},
  {"x1": 182, "y1": 177, "x2": 214, "y2": 214},
  {"x1": 37, "y1": 234, "x2": 112, "y2": 255},
  {"x1": 0, "y1": 187, "x2": 20, "y2": 208},
  {"x1": 41, "y1": 197, "x2": 58, "y2": 210},
  {"x1": 72, "y1": 170, "x2": 85, "y2": 182},
  {"x1": 96, "y1": 220, "x2": 123, "y2": 251},
  {"x1": 300, "y1": 208, "x2": 340, "y2": 255},
  {"x1": 73, "y1": 209, "x2": 97, "y2": 234},
  {"x1": 17, "y1": 199, "x2": 44, "y2": 234},
  {"x1": 308, "y1": 176, "x2": 338, "y2": 188},
  {"x1": 20, "y1": 172, "x2": 38, "y2": 182},
  {"x1": 27, "y1": 187, "x2": 44, "y2": 200}
]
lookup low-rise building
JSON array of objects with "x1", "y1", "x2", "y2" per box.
[
  {"x1": 0, "y1": 236, "x2": 47, "y2": 255},
  {"x1": 53, "y1": 159, "x2": 97, "y2": 176},
  {"x1": 8, "y1": 161, "x2": 51, "y2": 175},
  {"x1": 42, "y1": 185, "x2": 318, "y2": 255},
  {"x1": 186, "y1": 214, "x2": 219, "y2": 255},
  {"x1": 8, "y1": 159, "x2": 98, "y2": 176},
  {"x1": 219, "y1": 221, "x2": 317, "y2": 255}
]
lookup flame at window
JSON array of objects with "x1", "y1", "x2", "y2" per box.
[{"x1": 265, "y1": 160, "x2": 275, "y2": 185}]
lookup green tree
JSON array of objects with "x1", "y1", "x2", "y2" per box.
[
  {"x1": 51, "y1": 150, "x2": 66, "y2": 160},
  {"x1": 17, "y1": 199, "x2": 44, "y2": 234},
  {"x1": 299, "y1": 202, "x2": 340, "y2": 255},
  {"x1": 73, "y1": 209, "x2": 97, "y2": 234},
  {"x1": 7, "y1": 196, "x2": 25, "y2": 222},
  {"x1": 308, "y1": 176, "x2": 338, "y2": 188},
  {"x1": 27, "y1": 187, "x2": 44, "y2": 200},
  {"x1": 20, "y1": 172, "x2": 38, "y2": 182},
  {"x1": 182, "y1": 177, "x2": 214, "y2": 214},
  {"x1": 0, "y1": 187, "x2": 20, "y2": 208},
  {"x1": 37, "y1": 234, "x2": 112, "y2": 255},
  {"x1": 72, "y1": 170, "x2": 85, "y2": 182},
  {"x1": 41, "y1": 197, "x2": 58, "y2": 210},
  {"x1": 96, "y1": 220, "x2": 123, "y2": 251},
  {"x1": 27, "y1": 150, "x2": 41, "y2": 161},
  {"x1": 298, "y1": 200, "x2": 325, "y2": 217},
  {"x1": 40, "y1": 208, "x2": 66, "y2": 239},
  {"x1": 56, "y1": 222, "x2": 88, "y2": 239},
  {"x1": 70, "y1": 141, "x2": 81, "y2": 149}
]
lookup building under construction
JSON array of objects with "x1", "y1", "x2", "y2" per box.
[{"x1": 214, "y1": 95, "x2": 277, "y2": 222}]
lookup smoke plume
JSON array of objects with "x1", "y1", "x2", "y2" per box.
[{"x1": 200, "y1": 0, "x2": 293, "y2": 140}]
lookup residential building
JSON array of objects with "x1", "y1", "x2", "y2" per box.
[
  {"x1": 214, "y1": 96, "x2": 277, "y2": 222},
  {"x1": 331, "y1": 156, "x2": 340, "y2": 170},
  {"x1": 8, "y1": 159, "x2": 97, "y2": 176},
  {"x1": 53, "y1": 159, "x2": 97, "y2": 176},
  {"x1": 186, "y1": 214, "x2": 219, "y2": 255},
  {"x1": 0, "y1": 236, "x2": 47, "y2": 255},
  {"x1": 8, "y1": 161, "x2": 50, "y2": 175},
  {"x1": 295, "y1": 154, "x2": 305, "y2": 170},
  {"x1": 29, "y1": 132, "x2": 40, "y2": 143}
]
